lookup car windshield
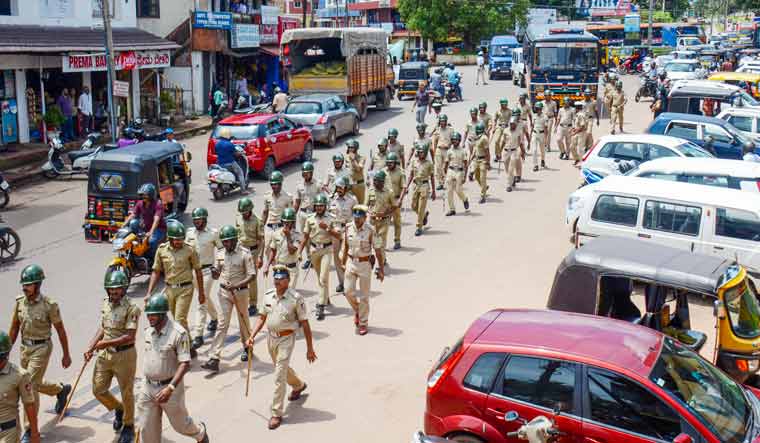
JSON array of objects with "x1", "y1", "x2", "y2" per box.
[
  {"x1": 676, "y1": 142, "x2": 714, "y2": 157},
  {"x1": 212, "y1": 124, "x2": 259, "y2": 140},
  {"x1": 666, "y1": 62, "x2": 697, "y2": 72},
  {"x1": 738, "y1": 90, "x2": 760, "y2": 106},
  {"x1": 491, "y1": 45, "x2": 514, "y2": 57},
  {"x1": 724, "y1": 278, "x2": 760, "y2": 339},
  {"x1": 284, "y1": 102, "x2": 323, "y2": 115},
  {"x1": 650, "y1": 338, "x2": 750, "y2": 443},
  {"x1": 535, "y1": 46, "x2": 598, "y2": 71}
]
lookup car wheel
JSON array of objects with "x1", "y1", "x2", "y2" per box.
[
  {"x1": 351, "y1": 118, "x2": 360, "y2": 136},
  {"x1": 327, "y1": 127, "x2": 337, "y2": 147},
  {"x1": 0, "y1": 228, "x2": 20, "y2": 263},
  {"x1": 261, "y1": 156, "x2": 275, "y2": 180},
  {"x1": 448, "y1": 433, "x2": 485, "y2": 443},
  {"x1": 300, "y1": 142, "x2": 314, "y2": 162}
]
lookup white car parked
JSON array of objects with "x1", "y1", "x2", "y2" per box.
[
  {"x1": 663, "y1": 59, "x2": 706, "y2": 81},
  {"x1": 717, "y1": 107, "x2": 760, "y2": 142},
  {"x1": 625, "y1": 157, "x2": 760, "y2": 193}
]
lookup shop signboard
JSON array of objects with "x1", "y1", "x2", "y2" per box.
[
  {"x1": 261, "y1": 24, "x2": 278, "y2": 44},
  {"x1": 41, "y1": 0, "x2": 73, "y2": 18},
  {"x1": 278, "y1": 16, "x2": 300, "y2": 43},
  {"x1": 193, "y1": 10, "x2": 233, "y2": 30},
  {"x1": 231, "y1": 24, "x2": 261, "y2": 48},
  {"x1": 623, "y1": 13, "x2": 641, "y2": 45},
  {"x1": 261, "y1": 5, "x2": 279, "y2": 24},
  {"x1": 113, "y1": 80, "x2": 130, "y2": 98},
  {"x1": 62, "y1": 51, "x2": 171, "y2": 73}
]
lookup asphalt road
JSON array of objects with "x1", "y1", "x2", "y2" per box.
[{"x1": 1, "y1": 66, "x2": 693, "y2": 442}]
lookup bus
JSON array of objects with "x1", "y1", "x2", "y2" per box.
[
  {"x1": 585, "y1": 22, "x2": 705, "y2": 46},
  {"x1": 523, "y1": 24, "x2": 600, "y2": 104}
]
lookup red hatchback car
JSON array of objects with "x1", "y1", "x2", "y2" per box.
[
  {"x1": 425, "y1": 309, "x2": 760, "y2": 443},
  {"x1": 207, "y1": 113, "x2": 313, "y2": 179}
]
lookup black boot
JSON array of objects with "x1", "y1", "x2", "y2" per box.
[
  {"x1": 316, "y1": 305, "x2": 325, "y2": 321},
  {"x1": 302, "y1": 259, "x2": 311, "y2": 270},
  {"x1": 190, "y1": 347, "x2": 198, "y2": 359},
  {"x1": 445, "y1": 210, "x2": 455, "y2": 216},
  {"x1": 248, "y1": 305, "x2": 258, "y2": 316},
  {"x1": 55, "y1": 384, "x2": 72, "y2": 414},
  {"x1": 118, "y1": 425, "x2": 135, "y2": 443},
  {"x1": 464, "y1": 199, "x2": 470, "y2": 210},
  {"x1": 541, "y1": 160, "x2": 547, "y2": 169},
  {"x1": 423, "y1": 211, "x2": 429, "y2": 226},
  {"x1": 533, "y1": 165, "x2": 539, "y2": 172},
  {"x1": 393, "y1": 241, "x2": 401, "y2": 250},
  {"x1": 113, "y1": 408, "x2": 124, "y2": 431},
  {"x1": 516, "y1": 176, "x2": 521, "y2": 183},
  {"x1": 20, "y1": 430, "x2": 31, "y2": 443},
  {"x1": 201, "y1": 358, "x2": 220, "y2": 372},
  {"x1": 241, "y1": 347, "x2": 250, "y2": 362},
  {"x1": 207, "y1": 319, "x2": 218, "y2": 332},
  {"x1": 192, "y1": 336, "x2": 203, "y2": 350},
  {"x1": 335, "y1": 283, "x2": 344, "y2": 293},
  {"x1": 479, "y1": 196, "x2": 486, "y2": 204},
  {"x1": 414, "y1": 228, "x2": 422, "y2": 236},
  {"x1": 507, "y1": 186, "x2": 513, "y2": 192}
]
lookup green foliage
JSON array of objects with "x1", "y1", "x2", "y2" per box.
[
  {"x1": 639, "y1": 10, "x2": 674, "y2": 22},
  {"x1": 398, "y1": 0, "x2": 530, "y2": 48},
  {"x1": 160, "y1": 91, "x2": 175, "y2": 113},
  {"x1": 43, "y1": 105, "x2": 65, "y2": 129}
]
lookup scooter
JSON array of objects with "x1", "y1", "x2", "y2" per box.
[
  {"x1": 41, "y1": 135, "x2": 102, "y2": 179},
  {"x1": 0, "y1": 215, "x2": 20, "y2": 263},
  {"x1": 635, "y1": 75, "x2": 658, "y2": 102},
  {"x1": 443, "y1": 80, "x2": 462, "y2": 102},
  {"x1": 106, "y1": 219, "x2": 152, "y2": 287},
  {"x1": 0, "y1": 172, "x2": 9, "y2": 209},
  {"x1": 619, "y1": 55, "x2": 643, "y2": 74},
  {"x1": 208, "y1": 144, "x2": 250, "y2": 200}
]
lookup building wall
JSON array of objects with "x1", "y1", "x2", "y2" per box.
[
  {"x1": 137, "y1": 0, "x2": 197, "y2": 38},
  {"x1": 0, "y1": 0, "x2": 137, "y2": 27}
]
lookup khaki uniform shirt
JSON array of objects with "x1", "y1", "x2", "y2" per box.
[
  {"x1": 296, "y1": 181, "x2": 320, "y2": 212},
  {"x1": 304, "y1": 213, "x2": 336, "y2": 245},
  {"x1": 365, "y1": 187, "x2": 395, "y2": 220},
  {"x1": 269, "y1": 228, "x2": 301, "y2": 266},
  {"x1": 262, "y1": 288, "x2": 306, "y2": 332},
  {"x1": 346, "y1": 222, "x2": 373, "y2": 258},
  {"x1": 519, "y1": 102, "x2": 531, "y2": 121},
  {"x1": 558, "y1": 107, "x2": 575, "y2": 128},
  {"x1": 414, "y1": 135, "x2": 431, "y2": 150},
  {"x1": 583, "y1": 99, "x2": 597, "y2": 117},
  {"x1": 495, "y1": 108, "x2": 512, "y2": 127},
  {"x1": 446, "y1": 146, "x2": 467, "y2": 169},
  {"x1": 12, "y1": 295, "x2": 61, "y2": 341},
  {"x1": 323, "y1": 167, "x2": 351, "y2": 193},
  {"x1": 153, "y1": 242, "x2": 201, "y2": 285},
  {"x1": 383, "y1": 167, "x2": 405, "y2": 198},
  {"x1": 186, "y1": 226, "x2": 220, "y2": 266},
  {"x1": 474, "y1": 135, "x2": 489, "y2": 159},
  {"x1": 611, "y1": 90, "x2": 627, "y2": 108},
  {"x1": 477, "y1": 112, "x2": 493, "y2": 132},
  {"x1": 236, "y1": 213, "x2": 264, "y2": 250},
  {"x1": 543, "y1": 100, "x2": 558, "y2": 119},
  {"x1": 573, "y1": 111, "x2": 588, "y2": 132},
  {"x1": 387, "y1": 141, "x2": 405, "y2": 162},
  {"x1": 432, "y1": 126, "x2": 453, "y2": 150},
  {"x1": 347, "y1": 153, "x2": 366, "y2": 183},
  {"x1": 533, "y1": 113, "x2": 548, "y2": 133},
  {"x1": 465, "y1": 120, "x2": 479, "y2": 144},
  {"x1": 505, "y1": 127, "x2": 522, "y2": 152},
  {"x1": 142, "y1": 319, "x2": 191, "y2": 381},
  {"x1": 100, "y1": 297, "x2": 140, "y2": 344},
  {"x1": 264, "y1": 192, "x2": 294, "y2": 225},
  {"x1": 0, "y1": 363, "x2": 34, "y2": 422},
  {"x1": 330, "y1": 194, "x2": 358, "y2": 226},
  {"x1": 214, "y1": 244, "x2": 255, "y2": 286},
  {"x1": 410, "y1": 157, "x2": 434, "y2": 188},
  {"x1": 370, "y1": 149, "x2": 389, "y2": 173},
  {"x1": 603, "y1": 82, "x2": 614, "y2": 103}
]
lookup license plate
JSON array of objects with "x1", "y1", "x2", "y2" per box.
[
  {"x1": 0, "y1": 181, "x2": 8, "y2": 190},
  {"x1": 209, "y1": 183, "x2": 218, "y2": 189}
]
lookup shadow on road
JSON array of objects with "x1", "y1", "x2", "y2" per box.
[{"x1": 284, "y1": 401, "x2": 337, "y2": 425}]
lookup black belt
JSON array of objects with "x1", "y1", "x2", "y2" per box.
[
  {"x1": 167, "y1": 281, "x2": 192, "y2": 289},
  {"x1": 285, "y1": 262, "x2": 298, "y2": 269},
  {"x1": 0, "y1": 419, "x2": 17, "y2": 431},
  {"x1": 21, "y1": 338, "x2": 49, "y2": 346},
  {"x1": 449, "y1": 166, "x2": 464, "y2": 171},
  {"x1": 267, "y1": 223, "x2": 283, "y2": 228},
  {"x1": 145, "y1": 377, "x2": 173, "y2": 387},
  {"x1": 354, "y1": 180, "x2": 364, "y2": 185},
  {"x1": 533, "y1": 130, "x2": 544, "y2": 133},
  {"x1": 477, "y1": 156, "x2": 486, "y2": 160},
  {"x1": 507, "y1": 148, "x2": 517, "y2": 151},
  {"x1": 300, "y1": 208, "x2": 313, "y2": 213},
  {"x1": 311, "y1": 241, "x2": 332, "y2": 249},
  {"x1": 438, "y1": 145, "x2": 450, "y2": 149},
  {"x1": 415, "y1": 180, "x2": 429, "y2": 185},
  {"x1": 111, "y1": 344, "x2": 135, "y2": 353},
  {"x1": 201, "y1": 264, "x2": 213, "y2": 270},
  {"x1": 245, "y1": 245, "x2": 259, "y2": 251}
]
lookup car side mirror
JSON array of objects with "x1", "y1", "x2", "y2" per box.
[
  {"x1": 504, "y1": 411, "x2": 520, "y2": 422},
  {"x1": 672, "y1": 434, "x2": 693, "y2": 443}
]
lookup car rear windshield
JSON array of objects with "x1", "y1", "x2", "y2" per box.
[
  {"x1": 285, "y1": 102, "x2": 323, "y2": 115},
  {"x1": 666, "y1": 62, "x2": 697, "y2": 72},
  {"x1": 676, "y1": 142, "x2": 713, "y2": 157},
  {"x1": 212, "y1": 124, "x2": 260, "y2": 140}
]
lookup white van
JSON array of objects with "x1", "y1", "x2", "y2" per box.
[
  {"x1": 511, "y1": 48, "x2": 525, "y2": 88},
  {"x1": 567, "y1": 175, "x2": 760, "y2": 272}
]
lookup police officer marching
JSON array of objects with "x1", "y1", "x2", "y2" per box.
[
  {"x1": 518, "y1": 93, "x2": 533, "y2": 128},
  {"x1": 469, "y1": 122, "x2": 490, "y2": 204},
  {"x1": 369, "y1": 138, "x2": 390, "y2": 175},
  {"x1": 84, "y1": 270, "x2": 140, "y2": 443},
  {"x1": 556, "y1": 99, "x2": 576, "y2": 160},
  {"x1": 582, "y1": 88, "x2": 599, "y2": 145},
  {"x1": 345, "y1": 140, "x2": 367, "y2": 203},
  {"x1": 0, "y1": 330, "x2": 39, "y2": 443},
  {"x1": 541, "y1": 90, "x2": 558, "y2": 151},
  {"x1": 329, "y1": 176, "x2": 358, "y2": 294},
  {"x1": 298, "y1": 194, "x2": 341, "y2": 320},
  {"x1": 201, "y1": 225, "x2": 256, "y2": 373},
  {"x1": 186, "y1": 208, "x2": 221, "y2": 350},
  {"x1": 408, "y1": 123, "x2": 431, "y2": 166},
  {"x1": 247, "y1": 265, "x2": 316, "y2": 429},
  {"x1": 262, "y1": 171, "x2": 294, "y2": 252},
  {"x1": 382, "y1": 153, "x2": 406, "y2": 250},
  {"x1": 492, "y1": 99, "x2": 511, "y2": 162},
  {"x1": 531, "y1": 102, "x2": 549, "y2": 172},
  {"x1": 512, "y1": 107, "x2": 529, "y2": 184},
  {"x1": 9, "y1": 265, "x2": 71, "y2": 442},
  {"x1": 235, "y1": 197, "x2": 264, "y2": 317},
  {"x1": 610, "y1": 81, "x2": 627, "y2": 134},
  {"x1": 504, "y1": 117, "x2": 526, "y2": 192},
  {"x1": 442, "y1": 132, "x2": 470, "y2": 215},
  {"x1": 477, "y1": 102, "x2": 493, "y2": 142},
  {"x1": 570, "y1": 102, "x2": 589, "y2": 166},
  {"x1": 264, "y1": 208, "x2": 303, "y2": 289},
  {"x1": 323, "y1": 153, "x2": 351, "y2": 195},
  {"x1": 364, "y1": 170, "x2": 395, "y2": 271},
  {"x1": 401, "y1": 143, "x2": 436, "y2": 236},
  {"x1": 463, "y1": 108, "x2": 480, "y2": 181},
  {"x1": 431, "y1": 114, "x2": 452, "y2": 191},
  {"x1": 146, "y1": 220, "x2": 205, "y2": 358},
  {"x1": 136, "y1": 293, "x2": 209, "y2": 443},
  {"x1": 386, "y1": 128, "x2": 406, "y2": 170},
  {"x1": 294, "y1": 161, "x2": 320, "y2": 269}
]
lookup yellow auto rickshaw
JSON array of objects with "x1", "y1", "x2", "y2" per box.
[{"x1": 708, "y1": 71, "x2": 760, "y2": 99}]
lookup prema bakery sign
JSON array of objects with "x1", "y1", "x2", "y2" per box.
[{"x1": 62, "y1": 50, "x2": 171, "y2": 73}]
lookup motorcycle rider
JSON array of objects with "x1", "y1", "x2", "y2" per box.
[
  {"x1": 214, "y1": 127, "x2": 249, "y2": 195},
  {"x1": 430, "y1": 67, "x2": 444, "y2": 98},
  {"x1": 122, "y1": 183, "x2": 166, "y2": 263},
  {"x1": 446, "y1": 63, "x2": 462, "y2": 100}
]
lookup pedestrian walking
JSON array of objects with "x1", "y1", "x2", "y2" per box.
[
  {"x1": 431, "y1": 115, "x2": 452, "y2": 190},
  {"x1": 9, "y1": 265, "x2": 72, "y2": 442},
  {"x1": 531, "y1": 102, "x2": 549, "y2": 172},
  {"x1": 518, "y1": 93, "x2": 533, "y2": 128},
  {"x1": 512, "y1": 107, "x2": 529, "y2": 184},
  {"x1": 504, "y1": 117, "x2": 526, "y2": 192},
  {"x1": 582, "y1": 88, "x2": 599, "y2": 146},
  {"x1": 477, "y1": 102, "x2": 493, "y2": 143},
  {"x1": 382, "y1": 153, "x2": 405, "y2": 250},
  {"x1": 329, "y1": 177, "x2": 358, "y2": 294},
  {"x1": 369, "y1": 138, "x2": 389, "y2": 175},
  {"x1": 200, "y1": 225, "x2": 256, "y2": 373},
  {"x1": 0, "y1": 330, "x2": 40, "y2": 443},
  {"x1": 84, "y1": 270, "x2": 140, "y2": 443},
  {"x1": 264, "y1": 208, "x2": 302, "y2": 289},
  {"x1": 541, "y1": 91, "x2": 558, "y2": 151},
  {"x1": 570, "y1": 102, "x2": 589, "y2": 166},
  {"x1": 186, "y1": 208, "x2": 220, "y2": 351},
  {"x1": 236, "y1": 197, "x2": 264, "y2": 317},
  {"x1": 408, "y1": 123, "x2": 431, "y2": 166},
  {"x1": 463, "y1": 108, "x2": 479, "y2": 181},
  {"x1": 78, "y1": 86, "x2": 93, "y2": 133},
  {"x1": 401, "y1": 143, "x2": 436, "y2": 235},
  {"x1": 476, "y1": 52, "x2": 488, "y2": 85},
  {"x1": 262, "y1": 171, "x2": 293, "y2": 252},
  {"x1": 272, "y1": 87, "x2": 289, "y2": 113},
  {"x1": 346, "y1": 140, "x2": 367, "y2": 204},
  {"x1": 56, "y1": 89, "x2": 74, "y2": 142},
  {"x1": 246, "y1": 265, "x2": 316, "y2": 429},
  {"x1": 136, "y1": 293, "x2": 209, "y2": 443},
  {"x1": 442, "y1": 132, "x2": 469, "y2": 215},
  {"x1": 365, "y1": 171, "x2": 395, "y2": 270},
  {"x1": 411, "y1": 83, "x2": 431, "y2": 124},
  {"x1": 322, "y1": 154, "x2": 351, "y2": 195}
]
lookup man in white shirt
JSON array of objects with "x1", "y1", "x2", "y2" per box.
[
  {"x1": 78, "y1": 86, "x2": 93, "y2": 133},
  {"x1": 743, "y1": 142, "x2": 760, "y2": 162},
  {"x1": 272, "y1": 87, "x2": 288, "y2": 113},
  {"x1": 475, "y1": 52, "x2": 487, "y2": 86}
]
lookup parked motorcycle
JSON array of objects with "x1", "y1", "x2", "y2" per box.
[
  {"x1": 619, "y1": 55, "x2": 643, "y2": 75},
  {"x1": 208, "y1": 144, "x2": 250, "y2": 200},
  {"x1": 0, "y1": 172, "x2": 9, "y2": 209},
  {"x1": 41, "y1": 135, "x2": 103, "y2": 179},
  {"x1": 0, "y1": 215, "x2": 20, "y2": 263},
  {"x1": 106, "y1": 219, "x2": 152, "y2": 286},
  {"x1": 117, "y1": 119, "x2": 170, "y2": 147},
  {"x1": 635, "y1": 76, "x2": 658, "y2": 102}
]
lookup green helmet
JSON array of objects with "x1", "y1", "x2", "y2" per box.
[
  {"x1": 431, "y1": 101, "x2": 443, "y2": 109},
  {"x1": 191, "y1": 207, "x2": 208, "y2": 220},
  {"x1": 238, "y1": 197, "x2": 253, "y2": 213},
  {"x1": 302, "y1": 161, "x2": 314, "y2": 172},
  {"x1": 166, "y1": 220, "x2": 186, "y2": 239},
  {"x1": 377, "y1": 137, "x2": 388, "y2": 147},
  {"x1": 416, "y1": 122, "x2": 427, "y2": 132},
  {"x1": 513, "y1": 107, "x2": 522, "y2": 116},
  {"x1": 282, "y1": 207, "x2": 296, "y2": 222},
  {"x1": 20, "y1": 264, "x2": 45, "y2": 285},
  {"x1": 313, "y1": 193, "x2": 329, "y2": 206},
  {"x1": 138, "y1": 183, "x2": 157, "y2": 200},
  {"x1": 478, "y1": 101, "x2": 487, "y2": 109},
  {"x1": 386, "y1": 152, "x2": 399, "y2": 164},
  {"x1": 346, "y1": 139, "x2": 359, "y2": 151},
  {"x1": 373, "y1": 170, "x2": 386, "y2": 182},
  {"x1": 219, "y1": 225, "x2": 238, "y2": 241},
  {"x1": 145, "y1": 293, "x2": 170, "y2": 315},
  {"x1": 387, "y1": 128, "x2": 399, "y2": 138},
  {"x1": 475, "y1": 122, "x2": 486, "y2": 134},
  {"x1": 333, "y1": 153, "x2": 345, "y2": 162},
  {"x1": 438, "y1": 114, "x2": 448, "y2": 123},
  {"x1": 469, "y1": 107, "x2": 478, "y2": 114},
  {"x1": 499, "y1": 98, "x2": 508, "y2": 105},
  {"x1": 336, "y1": 176, "x2": 350, "y2": 189},
  {"x1": 451, "y1": 131, "x2": 462, "y2": 142},
  {"x1": 535, "y1": 102, "x2": 544, "y2": 110},
  {"x1": 0, "y1": 331, "x2": 10, "y2": 356},
  {"x1": 104, "y1": 269, "x2": 129, "y2": 289},
  {"x1": 270, "y1": 170, "x2": 284, "y2": 184},
  {"x1": 414, "y1": 141, "x2": 427, "y2": 153},
  {"x1": 616, "y1": 80, "x2": 623, "y2": 87}
]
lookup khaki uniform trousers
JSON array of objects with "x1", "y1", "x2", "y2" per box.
[
  {"x1": 351, "y1": 183, "x2": 366, "y2": 205},
  {"x1": 209, "y1": 288, "x2": 251, "y2": 360},
  {"x1": 20, "y1": 341, "x2": 61, "y2": 430},
  {"x1": 370, "y1": 218, "x2": 389, "y2": 251},
  {"x1": 433, "y1": 147, "x2": 449, "y2": 185},
  {"x1": 391, "y1": 207, "x2": 402, "y2": 242},
  {"x1": 546, "y1": 119, "x2": 555, "y2": 150},
  {"x1": 473, "y1": 159, "x2": 488, "y2": 198},
  {"x1": 557, "y1": 125, "x2": 572, "y2": 155},
  {"x1": 243, "y1": 246, "x2": 260, "y2": 309},
  {"x1": 604, "y1": 98, "x2": 613, "y2": 119},
  {"x1": 136, "y1": 381, "x2": 204, "y2": 443},
  {"x1": 92, "y1": 347, "x2": 137, "y2": 426},
  {"x1": 267, "y1": 334, "x2": 304, "y2": 417},
  {"x1": 410, "y1": 185, "x2": 430, "y2": 229},
  {"x1": 193, "y1": 268, "x2": 219, "y2": 339},
  {"x1": 570, "y1": 133, "x2": 584, "y2": 161},
  {"x1": 505, "y1": 149, "x2": 521, "y2": 185},
  {"x1": 532, "y1": 132, "x2": 547, "y2": 166},
  {"x1": 166, "y1": 285, "x2": 194, "y2": 334},
  {"x1": 332, "y1": 230, "x2": 346, "y2": 286},
  {"x1": 345, "y1": 259, "x2": 371, "y2": 327},
  {"x1": 611, "y1": 105, "x2": 624, "y2": 130},
  {"x1": 446, "y1": 169, "x2": 467, "y2": 211},
  {"x1": 491, "y1": 126, "x2": 506, "y2": 159},
  {"x1": 310, "y1": 246, "x2": 333, "y2": 306}
]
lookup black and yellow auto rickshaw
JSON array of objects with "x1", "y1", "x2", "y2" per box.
[
  {"x1": 396, "y1": 61, "x2": 430, "y2": 100},
  {"x1": 547, "y1": 236, "x2": 760, "y2": 383},
  {"x1": 84, "y1": 141, "x2": 192, "y2": 242}
]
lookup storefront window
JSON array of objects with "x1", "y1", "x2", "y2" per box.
[
  {"x1": 0, "y1": 70, "x2": 18, "y2": 145},
  {"x1": 137, "y1": 0, "x2": 159, "y2": 17},
  {"x1": 0, "y1": 0, "x2": 15, "y2": 15}
]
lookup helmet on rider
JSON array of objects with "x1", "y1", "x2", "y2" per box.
[
  {"x1": 138, "y1": 183, "x2": 157, "y2": 200},
  {"x1": 219, "y1": 225, "x2": 238, "y2": 241}
]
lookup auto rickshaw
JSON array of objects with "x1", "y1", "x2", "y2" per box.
[
  {"x1": 396, "y1": 61, "x2": 430, "y2": 100},
  {"x1": 83, "y1": 141, "x2": 192, "y2": 242},
  {"x1": 698, "y1": 49, "x2": 722, "y2": 70},
  {"x1": 547, "y1": 237, "x2": 760, "y2": 384},
  {"x1": 708, "y1": 71, "x2": 760, "y2": 98}
]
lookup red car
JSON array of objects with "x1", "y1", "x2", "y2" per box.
[
  {"x1": 207, "y1": 113, "x2": 313, "y2": 179},
  {"x1": 425, "y1": 309, "x2": 760, "y2": 443}
]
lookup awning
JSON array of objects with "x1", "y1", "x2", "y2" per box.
[
  {"x1": 259, "y1": 45, "x2": 280, "y2": 57},
  {"x1": 0, "y1": 26, "x2": 180, "y2": 53}
]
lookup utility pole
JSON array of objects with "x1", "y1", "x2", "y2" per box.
[
  {"x1": 101, "y1": 0, "x2": 119, "y2": 142},
  {"x1": 647, "y1": 0, "x2": 654, "y2": 51}
]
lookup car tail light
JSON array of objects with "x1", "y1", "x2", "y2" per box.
[
  {"x1": 96, "y1": 201, "x2": 104, "y2": 218},
  {"x1": 316, "y1": 114, "x2": 328, "y2": 125},
  {"x1": 582, "y1": 140, "x2": 599, "y2": 162},
  {"x1": 207, "y1": 139, "x2": 216, "y2": 165},
  {"x1": 756, "y1": 180, "x2": 760, "y2": 192},
  {"x1": 427, "y1": 339, "x2": 464, "y2": 393}
]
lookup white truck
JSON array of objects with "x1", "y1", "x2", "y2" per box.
[{"x1": 511, "y1": 48, "x2": 526, "y2": 88}]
